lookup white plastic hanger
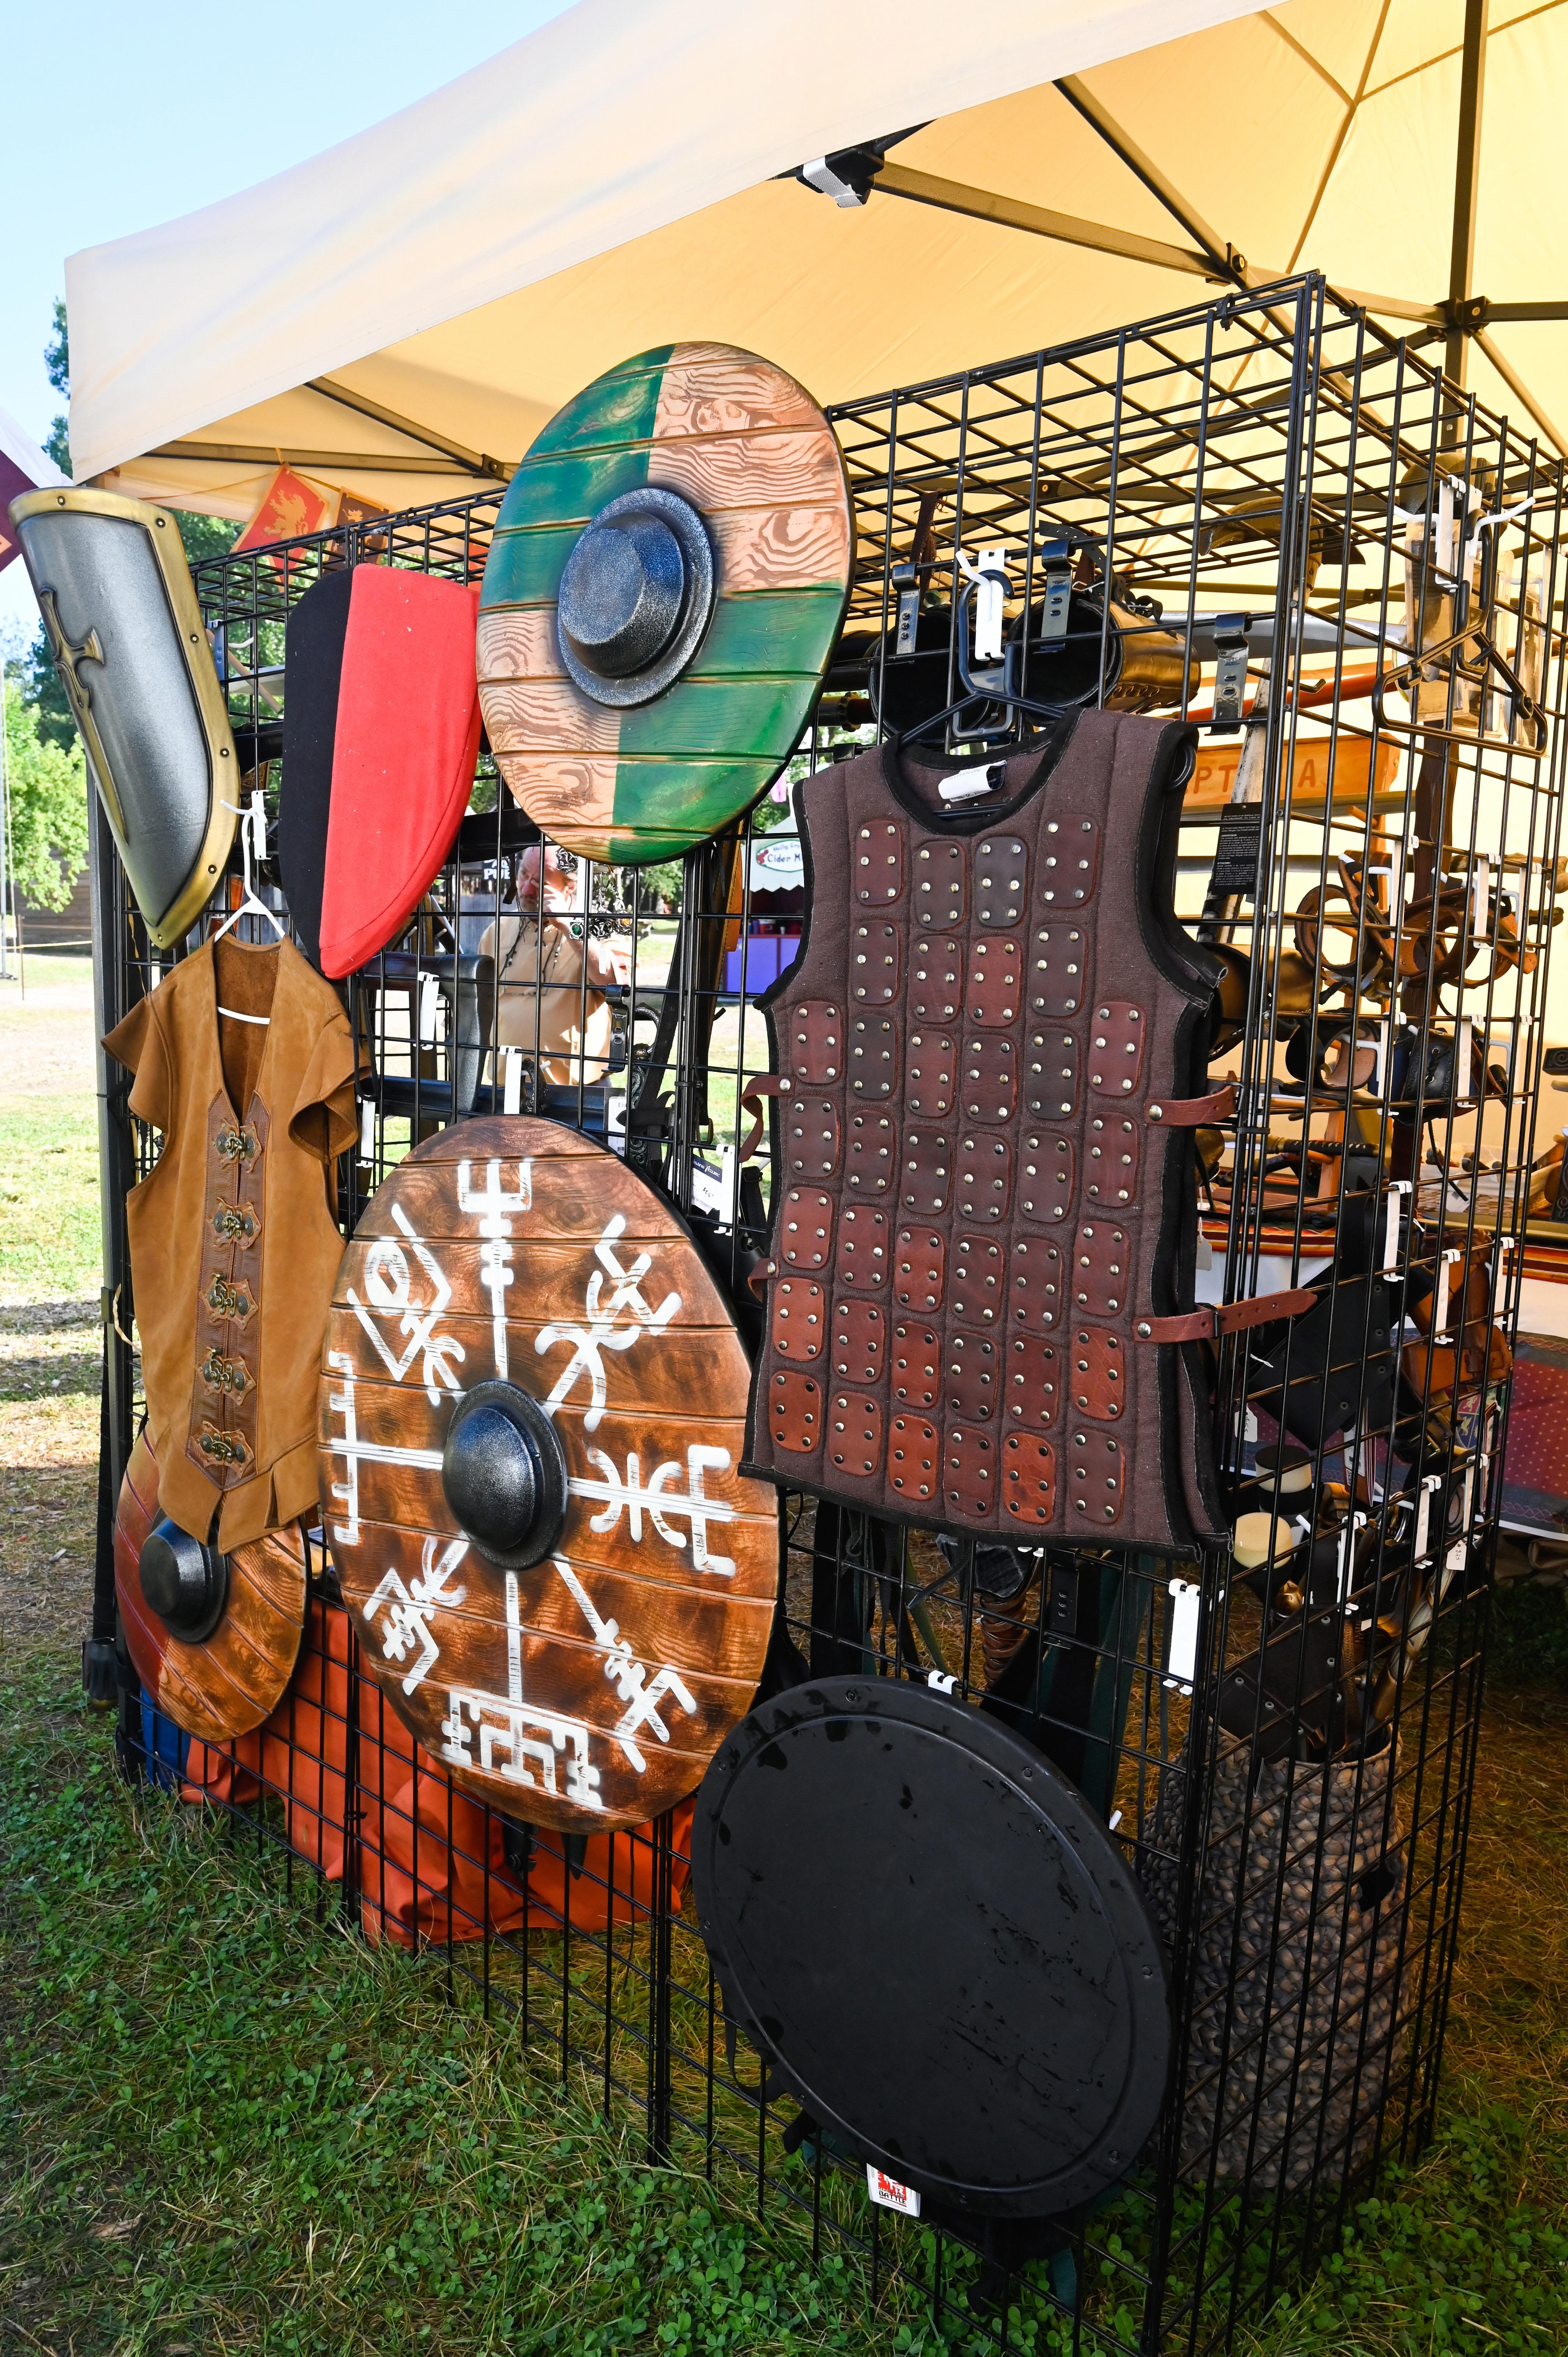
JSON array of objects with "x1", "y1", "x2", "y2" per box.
[{"x1": 211, "y1": 790, "x2": 283, "y2": 1020}]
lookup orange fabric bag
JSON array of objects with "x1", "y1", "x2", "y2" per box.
[
  {"x1": 355, "y1": 1686, "x2": 528, "y2": 1949},
  {"x1": 262, "y1": 1601, "x2": 352, "y2": 1878},
  {"x1": 182, "y1": 1601, "x2": 694, "y2": 1945}
]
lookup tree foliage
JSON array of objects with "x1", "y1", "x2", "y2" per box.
[
  {"x1": 43, "y1": 295, "x2": 70, "y2": 479},
  {"x1": 45, "y1": 297, "x2": 67, "y2": 396},
  {"x1": 175, "y1": 508, "x2": 242, "y2": 568},
  {"x1": 21, "y1": 627, "x2": 75, "y2": 755},
  {"x1": 4, "y1": 684, "x2": 88, "y2": 911},
  {"x1": 25, "y1": 297, "x2": 76, "y2": 749}
]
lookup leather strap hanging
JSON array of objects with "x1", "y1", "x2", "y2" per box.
[
  {"x1": 1135, "y1": 1287, "x2": 1317, "y2": 1346},
  {"x1": 738, "y1": 1073, "x2": 792, "y2": 1163},
  {"x1": 1146, "y1": 1085, "x2": 1238, "y2": 1126}
]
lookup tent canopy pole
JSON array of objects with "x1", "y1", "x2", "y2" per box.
[{"x1": 1446, "y1": 0, "x2": 1490, "y2": 396}]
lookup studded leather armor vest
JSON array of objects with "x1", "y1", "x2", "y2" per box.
[{"x1": 742, "y1": 713, "x2": 1245, "y2": 1552}]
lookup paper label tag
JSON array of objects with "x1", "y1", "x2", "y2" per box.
[
  {"x1": 503, "y1": 1047, "x2": 523, "y2": 1117},
  {"x1": 357, "y1": 1096, "x2": 376, "y2": 1165},
  {"x1": 866, "y1": 2164, "x2": 921, "y2": 2217},
  {"x1": 939, "y1": 762, "x2": 1006, "y2": 804},
  {"x1": 1210, "y1": 806, "x2": 1263, "y2": 893},
  {"x1": 690, "y1": 1150, "x2": 734, "y2": 1219}
]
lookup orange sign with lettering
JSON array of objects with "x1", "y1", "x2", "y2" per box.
[{"x1": 1185, "y1": 735, "x2": 1401, "y2": 814}]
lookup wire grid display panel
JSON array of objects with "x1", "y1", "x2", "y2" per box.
[{"x1": 96, "y1": 269, "x2": 1564, "y2": 2356}]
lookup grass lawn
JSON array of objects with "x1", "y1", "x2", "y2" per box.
[
  {"x1": 1, "y1": 971, "x2": 1565, "y2": 2354},
  {"x1": 0, "y1": 1092, "x2": 102, "y2": 1308}
]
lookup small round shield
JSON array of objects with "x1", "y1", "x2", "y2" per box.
[
  {"x1": 476, "y1": 343, "x2": 853, "y2": 864},
  {"x1": 116, "y1": 1430, "x2": 307, "y2": 1744},
  {"x1": 692, "y1": 1678, "x2": 1171, "y2": 2217},
  {"x1": 318, "y1": 1117, "x2": 778, "y2": 1832}
]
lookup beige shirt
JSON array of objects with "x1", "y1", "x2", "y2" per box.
[{"x1": 479, "y1": 911, "x2": 616, "y2": 1085}]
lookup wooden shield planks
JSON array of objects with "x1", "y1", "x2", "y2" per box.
[
  {"x1": 115, "y1": 1429, "x2": 308, "y2": 1745},
  {"x1": 319, "y1": 1116, "x2": 778, "y2": 1830},
  {"x1": 476, "y1": 343, "x2": 852, "y2": 864}
]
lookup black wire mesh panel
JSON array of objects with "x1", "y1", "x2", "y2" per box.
[{"x1": 89, "y1": 272, "x2": 1567, "y2": 2355}]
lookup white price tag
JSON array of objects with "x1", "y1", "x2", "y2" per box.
[
  {"x1": 503, "y1": 1047, "x2": 523, "y2": 1117},
  {"x1": 357, "y1": 1096, "x2": 376, "y2": 1165},
  {"x1": 866, "y1": 2164, "x2": 921, "y2": 2218}
]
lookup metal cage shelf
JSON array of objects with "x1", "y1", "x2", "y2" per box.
[{"x1": 87, "y1": 272, "x2": 1566, "y2": 2353}]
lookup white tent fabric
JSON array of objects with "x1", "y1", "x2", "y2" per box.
[
  {"x1": 67, "y1": 0, "x2": 1268, "y2": 503},
  {"x1": 64, "y1": 0, "x2": 1568, "y2": 520},
  {"x1": 0, "y1": 402, "x2": 67, "y2": 493},
  {"x1": 0, "y1": 401, "x2": 68, "y2": 574}
]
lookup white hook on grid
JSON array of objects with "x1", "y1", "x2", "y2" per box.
[
  {"x1": 210, "y1": 789, "x2": 284, "y2": 949},
  {"x1": 955, "y1": 545, "x2": 1010, "y2": 663},
  {"x1": 1469, "y1": 489, "x2": 1539, "y2": 551}
]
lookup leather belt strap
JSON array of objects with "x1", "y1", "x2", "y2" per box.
[
  {"x1": 1135, "y1": 1286, "x2": 1316, "y2": 1345},
  {"x1": 1145, "y1": 1084, "x2": 1237, "y2": 1126},
  {"x1": 738, "y1": 1074, "x2": 791, "y2": 1163}
]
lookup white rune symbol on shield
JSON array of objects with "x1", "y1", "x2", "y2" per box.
[
  {"x1": 570, "y1": 1444, "x2": 738, "y2": 1576},
  {"x1": 348, "y1": 1202, "x2": 465, "y2": 1404},
  {"x1": 536, "y1": 1213, "x2": 680, "y2": 1429},
  {"x1": 438, "y1": 1568, "x2": 601, "y2": 1808},
  {"x1": 362, "y1": 1537, "x2": 468, "y2": 1695},
  {"x1": 457, "y1": 1158, "x2": 532, "y2": 1380},
  {"x1": 552, "y1": 1557, "x2": 698, "y2": 1772}
]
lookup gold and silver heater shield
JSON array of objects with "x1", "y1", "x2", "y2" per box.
[{"x1": 9, "y1": 487, "x2": 238, "y2": 946}]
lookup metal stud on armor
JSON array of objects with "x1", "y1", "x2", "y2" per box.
[{"x1": 743, "y1": 712, "x2": 1307, "y2": 1551}]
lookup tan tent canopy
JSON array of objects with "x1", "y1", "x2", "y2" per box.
[{"x1": 66, "y1": 0, "x2": 1568, "y2": 520}]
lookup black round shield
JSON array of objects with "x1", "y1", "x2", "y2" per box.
[{"x1": 691, "y1": 1678, "x2": 1171, "y2": 2217}]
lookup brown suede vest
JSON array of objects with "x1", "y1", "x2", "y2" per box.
[
  {"x1": 105, "y1": 937, "x2": 358, "y2": 1550},
  {"x1": 742, "y1": 712, "x2": 1225, "y2": 1553}
]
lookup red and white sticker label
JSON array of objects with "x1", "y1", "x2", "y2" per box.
[{"x1": 866, "y1": 2164, "x2": 921, "y2": 2217}]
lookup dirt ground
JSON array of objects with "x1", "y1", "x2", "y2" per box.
[{"x1": 0, "y1": 953, "x2": 98, "y2": 1096}]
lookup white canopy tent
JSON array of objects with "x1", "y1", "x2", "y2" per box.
[
  {"x1": 0, "y1": 402, "x2": 68, "y2": 572},
  {"x1": 64, "y1": 0, "x2": 1568, "y2": 520}
]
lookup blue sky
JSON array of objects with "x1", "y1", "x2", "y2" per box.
[{"x1": 2, "y1": 0, "x2": 573, "y2": 650}]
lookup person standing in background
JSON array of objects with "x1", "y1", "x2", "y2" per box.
[{"x1": 479, "y1": 843, "x2": 629, "y2": 1086}]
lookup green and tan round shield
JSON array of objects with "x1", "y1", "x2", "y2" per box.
[{"x1": 477, "y1": 343, "x2": 852, "y2": 864}]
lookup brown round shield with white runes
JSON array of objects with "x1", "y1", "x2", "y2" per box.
[{"x1": 318, "y1": 1117, "x2": 779, "y2": 1832}]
